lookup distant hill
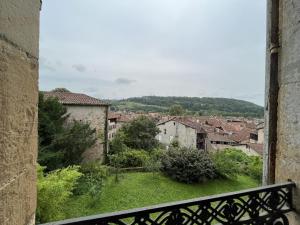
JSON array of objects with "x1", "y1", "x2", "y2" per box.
[{"x1": 109, "y1": 96, "x2": 264, "y2": 118}]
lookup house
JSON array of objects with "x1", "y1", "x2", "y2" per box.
[
  {"x1": 257, "y1": 122, "x2": 264, "y2": 144},
  {"x1": 156, "y1": 117, "x2": 237, "y2": 151},
  {"x1": 156, "y1": 117, "x2": 207, "y2": 150},
  {"x1": 108, "y1": 113, "x2": 119, "y2": 140},
  {"x1": 230, "y1": 128, "x2": 258, "y2": 144},
  {"x1": 44, "y1": 90, "x2": 109, "y2": 162}
]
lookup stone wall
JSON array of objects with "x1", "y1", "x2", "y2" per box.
[
  {"x1": 276, "y1": 0, "x2": 300, "y2": 216},
  {"x1": 65, "y1": 105, "x2": 108, "y2": 162},
  {"x1": 0, "y1": 1, "x2": 40, "y2": 225},
  {"x1": 157, "y1": 121, "x2": 197, "y2": 149}
]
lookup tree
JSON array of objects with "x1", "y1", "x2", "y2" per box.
[
  {"x1": 49, "y1": 121, "x2": 97, "y2": 166},
  {"x1": 38, "y1": 92, "x2": 97, "y2": 170},
  {"x1": 38, "y1": 93, "x2": 69, "y2": 147},
  {"x1": 52, "y1": 88, "x2": 71, "y2": 92},
  {"x1": 121, "y1": 116, "x2": 160, "y2": 151},
  {"x1": 169, "y1": 104, "x2": 185, "y2": 116}
]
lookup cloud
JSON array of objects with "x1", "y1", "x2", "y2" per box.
[
  {"x1": 72, "y1": 64, "x2": 86, "y2": 73},
  {"x1": 40, "y1": 57, "x2": 56, "y2": 72},
  {"x1": 115, "y1": 78, "x2": 136, "y2": 85}
]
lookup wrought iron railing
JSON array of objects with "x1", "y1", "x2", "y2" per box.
[{"x1": 42, "y1": 182, "x2": 295, "y2": 225}]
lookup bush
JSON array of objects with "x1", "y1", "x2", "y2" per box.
[
  {"x1": 109, "y1": 149, "x2": 150, "y2": 168},
  {"x1": 109, "y1": 131, "x2": 127, "y2": 155},
  {"x1": 74, "y1": 162, "x2": 109, "y2": 197},
  {"x1": 211, "y1": 149, "x2": 262, "y2": 181},
  {"x1": 144, "y1": 148, "x2": 164, "y2": 174},
  {"x1": 36, "y1": 165, "x2": 82, "y2": 223},
  {"x1": 161, "y1": 147, "x2": 216, "y2": 183}
]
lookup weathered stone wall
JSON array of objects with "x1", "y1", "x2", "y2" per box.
[
  {"x1": 276, "y1": 0, "x2": 300, "y2": 214},
  {"x1": 157, "y1": 121, "x2": 197, "y2": 149},
  {"x1": 0, "y1": 1, "x2": 40, "y2": 225},
  {"x1": 257, "y1": 128, "x2": 264, "y2": 144},
  {"x1": 208, "y1": 144, "x2": 261, "y2": 157},
  {"x1": 65, "y1": 105, "x2": 108, "y2": 162}
]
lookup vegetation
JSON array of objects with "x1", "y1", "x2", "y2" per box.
[
  {"x1": 161, "y1": 147, "x2": 216, "y2": 183},
  {"x1": 38, "y1": 93, "x2": 97, "y2": 170},
  {"x1": 212, "y1": 149, "x2": 263, "y2": 182},
  {"x1": 121, "y1": 115, "x2": 160, "y2": 151},
  {"x1": 75, "y1": 163, "x2": 109, "y2": 206},
  {"x1": 109, "y1": 150, "x2": 150, "y2": 168},
  {"x1": 63, "y1": 172, "x2": 258, "y2": 219},
  {"x1": 169, "y1": 104, "x2": 185, "y2": 116},
  {"x1": 109, "y1": 96, "x2": 264, "y2": 118},
  {"x1": 36, "y1": 165, "x2": 82, "y2": 223}
]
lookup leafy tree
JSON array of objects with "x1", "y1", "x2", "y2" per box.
[
  {"x1": 38, "y1": 93, "x2": 69, "y2": 147},
  {"x1": 50, "y1": 121, "x2": 97, "y2": 166},
  {"x1": 52, "y1": 88, "x2": 71, "y2": 92},
  {"x1": 38, "y1": 92, "x2": 97, "y2": 170},
  {"x1": 36, "y1": 165, "x2": 82, "y2": 223},
  {"x1": 121, "y1": 116, "x2": 160, "y2": 151},
  {"x1": 169, "y1": 104, "x2": 185, "y2": 116},
  {"x1": 109, "y1": 131, "x2": 127, "y2": 154}
]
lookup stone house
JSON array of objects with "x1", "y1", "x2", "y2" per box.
[
  {"x1": 229, "y1": 128, "x2": 258, "y2": 144},
  {"x1": 156, "y1": 118, "x2": 206, "y2": 150},
  {"x1": 44, "y1": 91, "x2": 109, "y2": 162},
  {"x1": 108, "y1": 113, "x2": 118, "y2": 140},
  {"x1": 257, "y1": 122, "x2": 264, "y2": 144},
  {"x1": 156, "y1": 117, "x2": 236, "y2": 150}
]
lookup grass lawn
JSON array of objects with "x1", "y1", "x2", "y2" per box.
[{"x1": 64, "y1": 172, "x2": 259, "y2": 219}]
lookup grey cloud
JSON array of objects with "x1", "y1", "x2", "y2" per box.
[
  {"x1": 115, "y1": 78, "x2": 136, "y2": 85},
  {"x1": 72, "y1": 64, "x2": 86, "y2": 73},
  {"x1": 40, "y1": 0, "x2": 266, "y2": 106},
  {"x1": 40, "y1": 57, "x2": 56, "y2": 72}
]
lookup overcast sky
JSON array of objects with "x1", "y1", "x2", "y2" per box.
[{"x1": 40, "y1": 0, "x2": 266, "y2": 106}]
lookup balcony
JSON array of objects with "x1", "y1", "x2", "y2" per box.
[{"x1": 41, "y1": 182, "x2": 295, "y2": 225}]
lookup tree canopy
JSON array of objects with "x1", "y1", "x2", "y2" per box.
[
  {"x1": 169, "y1": 104, "x2": 185, "y2": 116},
  {"x1": 38, "y1": 93, "x2": 96, "y2": 170}
]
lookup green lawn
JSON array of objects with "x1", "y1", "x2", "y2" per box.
[{"x1": 64, "y1": 172, "x2": 259, "y2": 219}]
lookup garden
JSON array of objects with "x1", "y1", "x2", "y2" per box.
[{"x1": 37, "y1": 94, "x2": 262, "y2": 224}]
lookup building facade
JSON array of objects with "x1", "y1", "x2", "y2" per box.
[{"x1": 44, "y1": 91, "x2": 109, "y2": 162}]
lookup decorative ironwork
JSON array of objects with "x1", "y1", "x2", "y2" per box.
[{"x1": 41, "y1": 182, "x2": 295, "y2": 225}]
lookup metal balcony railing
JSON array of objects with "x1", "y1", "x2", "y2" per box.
[{"x1": 41, "y1": 182, "x2": 295, "y2": 225}]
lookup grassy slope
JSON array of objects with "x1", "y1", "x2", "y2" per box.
[
  {"x1": 110, "y1": 96, "x2": 264, "y2": 118},
  {"x1": 65, "y1": 172, "x2": 259, "y2": 219}
]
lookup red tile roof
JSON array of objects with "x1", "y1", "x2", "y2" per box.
[
  {"x1": 229, "y1": 128, "x2": 257, "y2": 143},
  {"x1": 207, "y1": 133, "x2": 235, "y2": 143},
  {"x1": 43, "y1": 91, "x2": 109, "y2": 106}
]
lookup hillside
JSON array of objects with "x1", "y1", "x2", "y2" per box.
[{"x1": 109, "y1": 96, "x2": 264, "y2": 118}]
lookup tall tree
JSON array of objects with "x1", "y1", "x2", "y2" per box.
[
  {"x1": 38, "y1": 92, "x2": 96, "y2": 170},
  {"x1": 121, "y1": 116, "x2": 160, "y2": 151}
]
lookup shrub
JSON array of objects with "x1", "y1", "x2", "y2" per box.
[
  {"x1": 144, "y1": 148, "x2": 164, "y2": 174},
  {"x1": 161, "y1": 147, "x2": 216, "y2": 183},
  {"x1": 211, "y1": 149, "x2": 263, "y2": 181},
  {"x1": 109, "y1": 149, "x2": 150, "y2": 168},
  {"x1": 74, "y1": 162, "x2": 109, "y2": 197},
  {"x1": 109, "y1": 131, "x2": 127, "y2": 155},
  {"x1": 36, "y1": 165, "x2": 82, "y2": 223}
]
